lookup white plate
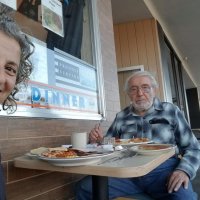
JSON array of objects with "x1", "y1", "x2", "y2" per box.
[
  {"x1": 25, "y1": 153, "x2": 38, "y2": 158},
  {"x1": 37, "y1": 152, "x2": 114, "y2": 166},
  {"x1": 114, "y1": 139, "x2": 153, "y2": 147},
  {"x1": 130, "y1": 144, "x2": 176, "y2": 155}
]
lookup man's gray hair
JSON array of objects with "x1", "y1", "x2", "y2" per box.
[{"x1": 124, "y1": 70, "x2": 158, "y2": 93}]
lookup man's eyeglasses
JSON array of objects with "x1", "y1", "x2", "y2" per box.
[{"x1": 128, "y1": 85, "x2": 152, "y2": 95}]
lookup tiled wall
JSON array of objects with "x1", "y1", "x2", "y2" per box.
[{"x1": 0, "y1": 0, "x2": 120, "y2": 199}]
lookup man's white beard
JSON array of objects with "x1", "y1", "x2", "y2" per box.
[{"x1": 132, "y1": 97, "x2": 154, "y2": 112}]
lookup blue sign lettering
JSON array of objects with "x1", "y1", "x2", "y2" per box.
[
  {"x1": 31, "y1": 87, "x2": 41, "y2": 101},
  {"x1": 72, "y1": 95, "x2": 78, "y2": 107},
  {"x1": 79, "y1": 97, "x2": 85, "y2": 108},
  {"x1": 62, "y1": 93, "x2": 70, "y2": 106},
  {"x1": 52, "y1": 91, "x2": 60, "y2": 105}
]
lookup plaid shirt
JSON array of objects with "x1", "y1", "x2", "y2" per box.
[{"x1": 106, "y1": 97, "x2": 200, "y2": 179}]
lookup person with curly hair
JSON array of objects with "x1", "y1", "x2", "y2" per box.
[{"x1": 0, "y1": 3, "x2": 34, "y2": 199}]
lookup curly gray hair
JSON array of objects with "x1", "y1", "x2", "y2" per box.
[
  {"x1": 0, "y1": 4, "x2": 34, "y2": 113},
  {"x1": 124, "y1": 70, "x2": 158, "y2": 93}
]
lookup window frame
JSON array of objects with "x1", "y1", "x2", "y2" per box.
[{"x1": 0, "y1": 0, "x2": 106, "y2": 120}]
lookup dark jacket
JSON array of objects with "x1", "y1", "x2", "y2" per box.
[{"x1": 0, "y1": 154, "x2": 6, "y2": 200}]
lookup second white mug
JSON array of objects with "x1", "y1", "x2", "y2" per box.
[{"x1": 71, "y1": 132, "x2": 88, "y2": 149}]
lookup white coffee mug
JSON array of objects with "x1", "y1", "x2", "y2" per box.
[{"x1": 71, "y1": 132, "x2": 88, "y2": 149}]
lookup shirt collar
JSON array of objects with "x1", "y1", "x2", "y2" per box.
[{"x1": 153, "y1": 97, "x2": 164, "y2": 111}]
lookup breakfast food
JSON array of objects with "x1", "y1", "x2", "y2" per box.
[
  {"x1": 130, "y1": 144, "x2": 175, "y2": 155},
  {"x1": 138, "y1": 144, "x2": 170, "y2": 150},
  {"x1": 115, "y1": 137, "x2": 149, "y2": 144},
  {"x1": 41, "y1": 147, "x2": 89, "y2": 158},
  {"x1": 129, "y1": 138, "x2": 149, "y2": 143},
  {"x1": 115, "y1": 139, "x2": 129, "y2": 144},
  {"x1": 42, "y1": 149, "x2": 78, "y2": 158}
]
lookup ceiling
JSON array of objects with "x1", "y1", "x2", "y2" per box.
[{"x1": 111, "y1": 0, "x2": 200, "y2": 89}]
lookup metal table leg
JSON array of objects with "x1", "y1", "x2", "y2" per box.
[{"x1": 92, "y1": 175, "x2": 109, "y2": 200}]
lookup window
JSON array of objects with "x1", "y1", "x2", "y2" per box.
[
  {"x1": 157, "y1": 22, "x2": 188, "y2": 121},
  {"x1": 0, "y1": 0, "x2": 105, "y2": 120}
]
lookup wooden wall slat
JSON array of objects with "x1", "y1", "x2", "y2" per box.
[
  {"x1": 135, "y1": 21, "x2": 148, "y2": 67},
  {"x1": 118, "y1": 24, "x2": 131, "y2": 67},
  {"x1": 143, "y1": 19, "x2": 157, "y2": 72},
  {"x1": 127, "y1": 22, "x2": 139, "y2": 66},
  {"x1": 114, "y1": 25, "x2": 122, "y2": 67}
]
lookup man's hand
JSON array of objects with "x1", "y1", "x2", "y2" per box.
[
  {"x1": 89, "y1": 124, "x2": 104, "y2": 143},
  {"x1": 167, "y1": 170, "x2": 189, "y2": 193}
]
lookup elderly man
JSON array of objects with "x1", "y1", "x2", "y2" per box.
[
  {"x1": 0, "y1": 4, "x2": 34, "y2": 199},
  {"x1": 76, "y1": 70, "x2": 200, "y2": 200}
]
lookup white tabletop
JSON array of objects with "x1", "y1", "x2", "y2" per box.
[{"x1": 14, "y1": 149, "x2": 175, "y2": 178}]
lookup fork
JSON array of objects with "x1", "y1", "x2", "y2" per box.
[
  {"x1": 98, "y1": 149, "x2": 137, "y2": 164},
  {"x1": 96, "y1": 118, "x2": 105, "y2": 144},
  {"x1": 97, "y1": 117, "x2": 104, "y2": 129}
]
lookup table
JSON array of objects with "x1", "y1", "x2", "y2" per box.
[{"x1": 14, "y1": 149, "x2": 175, "y2": 200}]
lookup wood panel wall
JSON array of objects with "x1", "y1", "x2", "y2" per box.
[
  {"x1": 1, "y1": 0, "x2": 120, "y2": 199},
  {"x1": 114, "y1": 19, "x2": 164, "y2": 109}
]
